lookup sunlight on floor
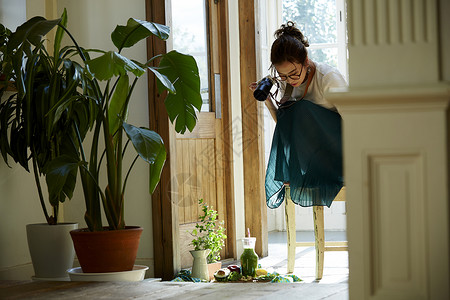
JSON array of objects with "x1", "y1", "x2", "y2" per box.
[{"x1": 259, "y1": 231, "x2": 349, "y2": 284}]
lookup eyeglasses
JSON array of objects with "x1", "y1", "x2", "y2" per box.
[{"x1": 275, "y1": 66, "x2": 304, "y2": 81}]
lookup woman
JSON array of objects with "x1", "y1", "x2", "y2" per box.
[
  {"x1": 250, "y1": 21, "x2": 347, "y2": 209},
  {"x1": 250, "y1": 21, "x2": 347, "y2": 119}
]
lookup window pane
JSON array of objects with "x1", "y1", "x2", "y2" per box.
[
  {"x1": 171, "y1": 0, "x2": 210, "y2": 111},
  {"x1": 282, "y1": 0, "x2": 337, "y2": 44},
  {"x1": 309, "y1": 47, "x2": 338, "y2": 68}
]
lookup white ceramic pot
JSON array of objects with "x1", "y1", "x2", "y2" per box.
[
  {"x1": 26, "y1": 223, "x2": 78, "y2": 280},
  {"x1": 67, "y1": 265, "x2": 149, "y2": 282},
  {"x1": 190, "y1": 249, "x2": 211, "y2": 281}
]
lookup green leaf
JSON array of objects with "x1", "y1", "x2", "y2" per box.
[
  {"x1": 45, "y1": 155, "x2": 81, "y2": 206},
  {"x1": 10, "y1": 127, "x2": 29, "y2": 171},
  {"x1": 111, "y1": 18, "x2": 169, "y2": 52},
  {"x1": 8, "y1": 16, "x2": 61, "y2": 53},
  {"x1": 50, "y1": 62, "x2": 82, "y2": 125},
  {"x1": 53, "y1": 8, "x2": 67, "y2": 62},
  {"x1": 85, "y1": 51, "x2": 145, "y2": 81},
  {"x1": 123, "y1": 122, "x2": 166, "y2": 164},
  {"x1": 123, "y1": 122, "x2": 167, "y2": 192},
  {"x1": 158, "y1": 51, "x2": 202, "y2": 133},
  {"x1": 148, "y1": 144, "x2": 166, "y2": 193},
  {"x1": 108, "y1": 75, "x2": 129, "y2": 136},
  {"x1": 148, "y1": 66, "x2": 175, "y2": 94}
]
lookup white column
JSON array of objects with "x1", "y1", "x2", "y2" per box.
[{"x1": 328, "y1": 0, "x2": 450, "y2": 299}]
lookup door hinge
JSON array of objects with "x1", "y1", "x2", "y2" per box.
[{"x1": 214, "y1": 73, "x2": 221, "y2": 119}]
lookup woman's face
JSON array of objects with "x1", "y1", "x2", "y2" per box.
[{"x1": 274, "y1": 60, "x2": 308, "y2": 87}]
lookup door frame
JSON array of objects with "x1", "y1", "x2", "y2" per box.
[
  {"x1": 146, "y1": 0, "x2": 236, "y2": 280},
  {"x1": 238, "y1": 0, "x2": 268, "y2": 257}
]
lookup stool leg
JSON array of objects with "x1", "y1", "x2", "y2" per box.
[
  {"x1": 313, "y1": 206, "x2": 324, "y2": 280},
  {"x1": 285, "y1": 188, "x2": 296, "y2": 273}
]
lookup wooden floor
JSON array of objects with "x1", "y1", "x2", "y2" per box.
[
  {"x1": 0, "y1": 280, "x2": 348, "y2": 299},
  {"x1": 0, "y1": 231, "x2": 348, "y2": 299}
]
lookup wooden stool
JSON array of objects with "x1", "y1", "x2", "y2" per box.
[{"x1": 285, "y1": 186, "x2": 348, "y2": 279}]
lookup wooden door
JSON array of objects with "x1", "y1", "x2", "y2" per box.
[{"x1": 168, "y1": 0, "x2": 234, "y2": 268}]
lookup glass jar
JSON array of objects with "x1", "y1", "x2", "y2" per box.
[{"x1": 240, "y1": 237, "x2": 258, "y2": 277}]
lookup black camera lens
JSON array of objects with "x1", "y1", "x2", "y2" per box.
[{"x1": 253, "y1": 77, "x2": 273, "y2": 101}]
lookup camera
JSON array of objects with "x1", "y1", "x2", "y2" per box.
[{"x1": 253, "y1": 76, "x2": 275, "y2": 101}]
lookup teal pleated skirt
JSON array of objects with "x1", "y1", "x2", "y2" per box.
[{"x1": 265, "y1": 99, "x2": 344, "y2": 208}]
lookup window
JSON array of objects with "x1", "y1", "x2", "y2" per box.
[
  {"x1": 282, "y1": 0, "x2": 348, "y2": 80},
  {"x1": 171, "y1": 0, "x2": 210, "y2": 112}
]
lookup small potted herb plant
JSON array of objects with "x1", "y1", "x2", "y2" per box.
[{"x1": 189, "y1": 199, "x2": 227, "y2": 281}]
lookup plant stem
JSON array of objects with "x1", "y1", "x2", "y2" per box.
[
  {"x1": 73, "y1": 122, "x2": 86, "y2": 162},
  {"x1": 60, "y1": 24, "x2": 103, "y2": 104},
  {"x1": 32, "y1": 155, "x2": 51, "y2": 224},
  {"x1": 60, "y1": 25, "x2": 87, "y2": 62},
  {"x1": 145, "y1": 54, "x2": 163, "y2": 66},
  {"x1": 122, "y1": 139, "x2": 131, "y2": 157},
  {"x1": 122, "y1": 154, "x2": 139, "y2": 196}
]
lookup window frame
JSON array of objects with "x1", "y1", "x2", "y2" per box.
[{"x1": 282, "y1": 0, "x2": 348, "y2": 80}]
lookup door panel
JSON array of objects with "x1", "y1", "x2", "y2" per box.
[
  {"x1": 169, "y1": 0, "x2": 231, "y2": 268},
  {"x1": 176, "y1": 118, "x2": 226, "y2": 267}
]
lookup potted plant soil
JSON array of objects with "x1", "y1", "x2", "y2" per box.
[
  {"x1": 37, "y1": 13, "x2": 202, "y2": 278},
  {"x1": 0, "y1": 12, "x2": 93, "y2": 280},
  {"x1": 189, "y1": 199, "x2": 227, "y2": 281}
]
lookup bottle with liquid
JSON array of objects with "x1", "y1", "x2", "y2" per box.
[{"x1": 240, "y1": 237, "x2": 258, "y2": 277}]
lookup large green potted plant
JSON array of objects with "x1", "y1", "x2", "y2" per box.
[
  {"x1": 1, "y1": 9, "x2": 201, "y2": 277},
  {"x1": 189, "y1": 199, "x2": 227, "y2": 281},
  {"x1": 39, "y1": 15, "x2": 202, "y2": 274},
  {"x1": 0, "y1": 11, "x2": 94, "y2": 280}
]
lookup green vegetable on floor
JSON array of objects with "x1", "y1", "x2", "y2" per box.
[
  {"x1": 227, "y1": 271, "x2": 242, "y2": 281},
  {"x1": 256, "y1": 272, "x2": 278, "y2": 281}
]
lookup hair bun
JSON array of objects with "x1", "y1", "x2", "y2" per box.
[{"x1": 274, "y1": 21, "x2": 309, "y2": 47}]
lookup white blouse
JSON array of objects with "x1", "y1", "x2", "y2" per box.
[{"x1": 279, "y1": 61, "x2": 348, "y2": 110}]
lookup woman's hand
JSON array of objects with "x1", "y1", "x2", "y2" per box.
[
  {"x1": 248, "y1": 82, "x2": 258, "y2": 92},
  {"x1": 249, "y1": 82, "x2": 278, "y2": 122}
]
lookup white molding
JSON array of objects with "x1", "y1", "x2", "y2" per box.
[
  {"x1": 346, "y1": 0, "x2": 440, "y2": 86},
  {"x1": 327, "y1": 83, "x2": 450, "y2": 112},
  {"x1": 0, "y1": 263, "x2": 34, "y2": 281},
  {"x1": 364, "y1": 150, "x2": 428, "y2": 298}
]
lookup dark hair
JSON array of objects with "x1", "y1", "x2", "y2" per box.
[{"x1": 270, "y1": 21, "x2": 309, "y2": 67}]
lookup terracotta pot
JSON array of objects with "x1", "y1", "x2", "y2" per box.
[
  {"x1": 70, "y1": 226, "x2": 143, "y2": 273},
  {"x1": 207, "y1": 261, "x2": 222, "y2": 281}
]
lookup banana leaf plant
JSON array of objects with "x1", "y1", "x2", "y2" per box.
[
  {"x1": 0, "y1": 11, "x2": 94, "y2": 225},
  {"x1": 0, "y1": 11, "x2": 202, "y2": 231},
  {"x1": 44, "y1": 15, "x2": 202, "y2": 231}
]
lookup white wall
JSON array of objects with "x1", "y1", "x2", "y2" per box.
[
  {"x1": 0, "y1": 0, "x2": 40, "y2": 280},
  {"x1": 0, "y1": 0, "x2": 154, "y2": 279},
  {"x1": 0, "y1": 0, "x2": 26, "y2": 30}
]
